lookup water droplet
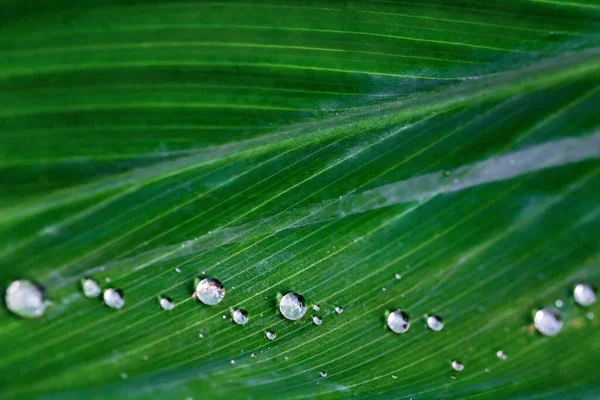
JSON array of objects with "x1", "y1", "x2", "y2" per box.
[
  {"x1": 266, "y1": 331, "x2": 276, "y2": 340},
  {"x1": 230, "y1": 359, "x2": 235, "y2": 365},
  {"x1": 587, "y1": 312, "x2": 594, "y2": 320},
  {"x1": 143, "y1": 355, "x2": 149, "y2": 361},
  {"x1": 279, "y1": 292, "x2": 306, "y2": 320},
  {"x1": 427, "y1": 315, "x2": 444, "y2": 332},
  {"x1": 195, "y1": 278, "x2": 225, "y2": 305},
  {"x1": 451, "y1": 360, "x2": 464, "y2": 371},
  {"x1": 103, "y1": 288, "x2": 125, "y2": 309},
  {"x1": 121, "y1": 372, "x2": 128, "y2": 380},
  {"x1": 160, "y1": 297, "x2": 174, "y2": 310},
  {"x1": 320, "y1": 371, "x2": 327, "y2": 377},
  {"x1": 175, "y1": 268, "x2": 181, "y2": 273},
  {"x1": 382, "y1": 287, "x2": 387, "y2": 292},
  {"x1": 82, "y1": 278, "x2": 101, "y2": 298},
  {"x1": 284, "y1": 356, "x2": 289, "y2": 360},
  {"x1": 222, "y1": 315, "x2": 227, "y2": 319},
  {"x1": 534, "y1": 307, "x2": 562, "y2": 336},
  {"x1": 233, "y1": 309, "x2": 249, "y2": 325},
  {"x1": 251, "y1": 353, "x2": 256, "y2": 358},
  {"x1": 199, "y1": 333, "x2": 204, "y2": 339},
  {"x1": 5, "y1": 280, "x2": 51, "y2": 318},
  {"x1": 555, "y1": 299, "x2": 563, "y2": 308},
  {"x1": 574, "y1": 283, "x2": 596, "y2": 306},
  {"x1": 313, "y1": 316, "x2": 322, "y2": 325},
  {"x1": 485, "y1": 368, "x2": 490, "y2": 373},
  {"x1": 496, "y1": 350, "x2": 507, "y2": 360},
  {"x1": 395, "y1": 274, "x2": 402, "y2": 280},
  {"x1": 387, "y1": 309, "x2": 410, "y2": 333},
  {"x1": 450, "y1": 375, "x2": 456, "y2": 380},
  {"x1": 392, "y1": 374, "x2": 397, "y2": 379},
  {"x1": 313, "y1": 304, "x2": 320, "y2": 311},
  {"x1": 335, "y1": 306, "x2": 343, "y2": 314},
  {"x1": 105, "y1": 277, "x2": 111, "y2": 283}
]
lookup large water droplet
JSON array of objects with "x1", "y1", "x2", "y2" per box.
[
  {"x1": 387, "y1": 309, "x2": 410, "y2": 333},
  {"x1": 534, "y1": 307, "x2": 562, "y2": 336},
  {"x1": 266, "y1": 331, "x2": 276, "y2": 340},
  {"x1": 279, "y1": 292, "x2": 306, "y2": 320},
  {"x1": 82, "y1": 278, "x2": 101, "y2": 298},
  {"x1": 103, "y1": 288, "x2": 125, "y2": 309},
  {"x1": 574, "y1": 283, "x2": 596, "y2": 307},
  {"x1": 233, "y1": 308, "x2": 249, "y2": 325},
  {"x1": 5, "y1": 280, "x2": 51, "y2": 318},
  {"x1": 427, "y1": 315, "x2": 444, "y2": 331},
  {"x1": 451, "y1": 360, "x2": 464, "y2": 371},
  {"x1": 160, "y1": 297, "x2": 174, "y2": 310},
  {"x1": 196, "y1": 278, "x2": 225, "y2": 305},
  {"x1": 313, "y1": 316, "x2": 322, "y2": 325}
]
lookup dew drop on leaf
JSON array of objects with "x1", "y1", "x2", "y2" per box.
[
  {"x1": 587, "y1": 312, "x2": 594, "y2": 320},
  {"x1": 335, "y1": 306, "x2": 344, "y2": 314},
  {"x1": 534, "y1": 307, "x2": 562, "y2": 336},
  {"x1": 574, "y1": 283, "x2": 596, "y2": 306},
  {"x1": 160, "y1": 297, "x2": 174, "y2": 310},
  {"x1": 232, "y1": 308, "x2": 249, "y2": 325},
  {"x1": 81, "y1": 278, "x2": 101, "y2": 298},
  {"x1": 555, "y1": 299, "x2": 563, "y2": 308},
  {"x1": 320, "y1": 371, "x2": 327, "y2": 377},
  {"x1": 279, "y1": 292, "x2": 306, "y2": 320},
  {"x1": 313, "y1": 304, "x2": 320, "y2": 311},
  {"x1": 395, "y1": 273, "x2": 402, "y2": 280},
  {"x1": 104, "y1": 288, "x2": 125, "y2": 309},
  {"x1": 496, "y1": 350, "x2": 507, "y2": 360},
  {"x1": 266, "y1": 331, "x2": 276, "y2": 340},
  {"x1": 313, "y1": 316, "x2": 322, "y2": 325},
  {"x1": 5, "y1": 280, "x2": 51, "y2": 318},
  {"x1": 392, "y1": 374, "x2": 397, "y2": 379},
  {"x1": 452, "y1": 360, "x2": 464, "y2": 371},
  {"x1": 387, "y1": 309, "x2": 410, "y2": 333},
  {"x1": 427, "y1": 315, "x2": 444, "y2": 331},
  {"x1": 195, "y1": 278, "x2": 225, "y2": 305}
]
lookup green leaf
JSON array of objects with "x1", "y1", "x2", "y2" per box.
[{"x1": 1, "y1": 1, "x2": 599, "y2": 399}]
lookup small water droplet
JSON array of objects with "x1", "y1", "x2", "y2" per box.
[
  {"x1": 103, "y1": 288, "x2": 125, "y2": 309},
  {"x1": 195, "y1": 278, "x2": 225, "y2": 305},
  {"x1": 160, "y1": 297, "x2": 174, "y2": 310},
  {"x1": 555, "y1": 299, "x2": 563, "y2": 308},
  {"x1": 284, "y1": 356, "x2": 289, "y2": 360},
  {"x1": 335, "y1": 306, "x2": 344, "y2": 314},
  {"x1": 587, "y1": 312, "x2": 594, "y2": 320},
  {"x1": 534, "y1": 307, "x2": 562, "y2": 336},
  {"x1": 395, "y1": 274, "x2": 401, "y2": 280},
  {"x1": 233, "y1": 309, "x2": 249, "y2": 325},
  {"x1": 222, "y1": 315, "x2": 227, "y2": 319},
  {"x1": 105, "y1": 277, "x2": 111, "y2": 283},
  {"x1": 451, "y1": 360, "x2": 464, "y2": 371},
  {"x1": 427, "y1": 315, "x2": 444, "y2": 331},
  {"x1": 450, "y1": 375, "x2": 457, "y2": 380},
  {"x1": 313, "y1": 316, "x2": 322, "y2": 325},
  {"x1": 175, "y1": 268, "x2": 181, "y2": 273},
  {"x1": 251, "y1": 353, "x2": 256, "y2": 358},
  {"x1": 230, "y1": 359, "x2": 235, "y2": 365},
  {"x1": 320, "y1": 371, "x2": 327, "y2": 377},
  {"x1": 496, "y1": 350, "x2": 507, "y2": 360},
  {"x1": 313, "y1": 304, "x2": 320, "y2": 311},
  {"x1": 387, "y1": 309, "x2": 410, "y2": 333},
  {"x1": 392, "y1": 374, "x2": 397, "y2": 379},
  {"x1": 143, "y1": 355, "x2": 149, "y2": 361},
  {"x1": 121, "y1": 372, "x2": 128, "y2": 380},
  {"x1": 82, "y1": 278, "x2": 101, "y2": 298},
  {"x1": 485, "y1": 368, "x2": 490, "y2": 373},
  {"x1": 5, "y1": 280, "x2": 51, "y2": 318},
  {"x1": 266, "y1": 331, "x2": 276, "y2": 340},
  {"x1": 574, "y1": 283, "x2": 596, "y2": 306},
  {"x1": 382, "y1": 287, "x2": 387, "y2": 292},
  {"x1": 199, "y1": 333, "x2": 204, "y2": 339},
  {"x1": 279, "y1": 292, "x2": 306, "y2": 320}
]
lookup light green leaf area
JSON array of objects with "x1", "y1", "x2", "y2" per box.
[{"x1": 1, "y1": 1, "x2": 600, "y2": 399}]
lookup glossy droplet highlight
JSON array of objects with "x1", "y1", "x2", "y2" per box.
[
  {"x1": 196, "y1": 278, "x2": 225, "y2": 305},
  {"x1": 452, "y1": 360, "x2": 464, "y2": 371},
  {"x1": 160, "y1": 297, "x2": 174, "y2": 310},
  {"x1": 395, "y1": 273, "x2": 402, "y2": 280},
  {"x1": 313, "y1": 316, "x2": 322, "y2": 325},
  {"x1": 574, "y1": 283, "x2": 596, "y2": 307},
  {"x1": 266, "y1": 331, "x2": 276, "y2": 340},
  {"x1": 279, "y1": 292, "x2": 306, "y2": 320},
  {"x1": 496, "y1": 350, "x2": 507, "y2": 360},
  {"x1": 387, "y1": 309, "x2": 410, "y2": 333},
  {"x1": 320, "y1": 371, "x2": 327, "y2": 377},
  {"x1": 233, "y1": 309, "x2": 249, "y2": 325},
  {"x1": 335, "y1": 306, "x2": 344, "y2": 314},
  {"x1": 5, "y1": 280, "x2": 51, "y2": 318},
  {"x1": 427, "y1": 315, "x2": 444, "y2": 331},
  {"x1": 82, "y1": 278, "x2": 101, "y2": 298},
  {"x1": 534, "y1": 307, "x2": 562, "y2": 337},
  {"x1": 313, "y1": 304, "x2": 320, "y2": 311},
  {"x1": 103, "y1": 288, "x2": 125, "y2": 309}
]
